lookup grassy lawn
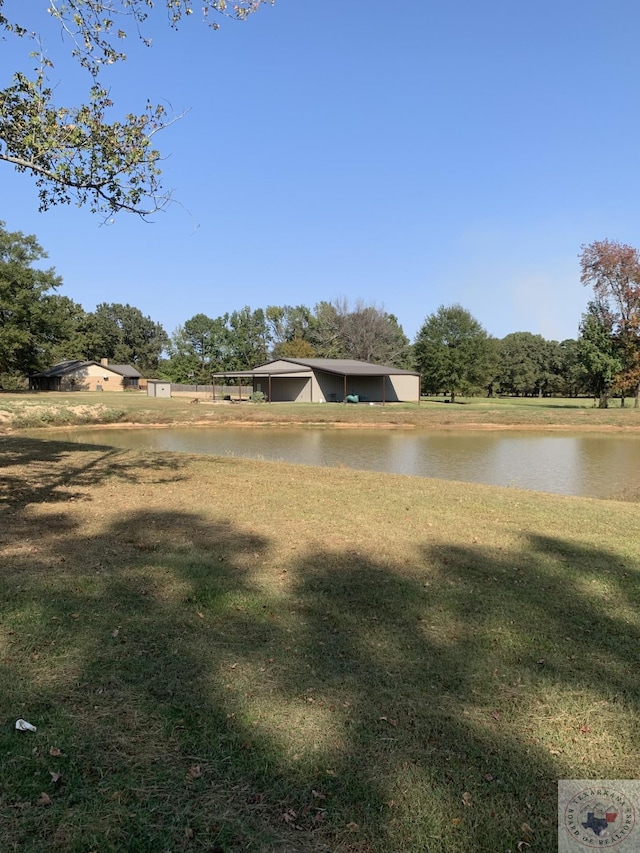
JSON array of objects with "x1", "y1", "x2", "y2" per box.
[
  {"x1": 1, "y1": 428, "x2": 639, "y2": 851},
  {"x1": 1, "y1": 391, "x2": 640, "y2": 431}
]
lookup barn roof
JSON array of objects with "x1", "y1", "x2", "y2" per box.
[{"x1": 243, "y1": 358, "x2": 419, "y2": 377}]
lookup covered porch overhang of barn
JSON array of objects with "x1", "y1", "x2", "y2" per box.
[{"x1": 211, "y1": 366, "x2": 313, "y2": 401}]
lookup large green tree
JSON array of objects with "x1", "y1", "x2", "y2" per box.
[
  {"x1": 225, "y1": 306, "x2": 270, "y2": 370},
  {"x1": 557, "y1": 338, "x2": 587, "y2": 398},
  {"x1": 577, "y1": 302, "x2": 622, "y2": 408},
  {"x1": 166, "y1": 312, "x2": 229, "y2": 382},
  {"x1": 0, "y1": 221, "x2": 84, "y2": 382},
  {"x1": 40, "y1": 294, "x2": 90, "y2": 364},
  {"x1": 414, "y1": 305, "x2": 494, "y2": 403},
  {"x1": 497, "y1": 332, "x2": 563, "y2": 397},
  {"x1": 0, "y1": 1, "x2": 270, "y2": 217},
  {"x1": 82, "y1": 302, "x2": 168, "y2": 373}
]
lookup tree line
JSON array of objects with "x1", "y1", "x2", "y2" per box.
[
  {"x1": 2, "y1": 222, "x2": 638, "y2": 404},
  {"x1": 412, "y1": 240, "x2": 640, "y2": 407}
]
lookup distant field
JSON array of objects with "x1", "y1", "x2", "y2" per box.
[{"x1": 1, "y1": 391, "x2": 640, "y2": 431}]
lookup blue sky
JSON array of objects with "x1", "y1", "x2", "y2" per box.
[{"x1": 3, "y1": 1, "x2": 640, "y2": 345}]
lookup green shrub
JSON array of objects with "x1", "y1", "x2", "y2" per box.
[
  {"x1": 100, "y1": 408, "x2": 128, "y2": 423},
  {"x1": 0, "y1": 373, "x2": 27, "y2": 392}
]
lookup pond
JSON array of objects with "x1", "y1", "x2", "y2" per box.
[{"x1": 44, "y1": 426, "x2": 640, "y2": 500}]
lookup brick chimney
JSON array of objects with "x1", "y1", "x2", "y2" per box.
[{"x1": 100, "y1": 358, "x2": 109, "y2": 366}]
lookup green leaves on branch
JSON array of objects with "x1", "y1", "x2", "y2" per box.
[
  {"x1": 0, "y1": 1, "x2": 272, "y2": 216},
  {"x1": 38, "y1": 1, "x2": 272, "y2": 76},
  {"x1": 0, "y1": 71, "x2": 170, "y2": 216}
]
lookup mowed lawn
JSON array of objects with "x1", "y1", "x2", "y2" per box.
[
  {"x1": 1, "y1": 427, "x2": 639, "y2": 851},
  {"x1": 2, "y1": 390, "x2": 640, "y2": 430}
]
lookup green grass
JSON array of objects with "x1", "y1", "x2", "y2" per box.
[
  {"x1": 1, "y1": 390, "x2": 640, "y2": 431},
  {"x1": 1, "y1": 435, "x2": 639, "y2": 851}
]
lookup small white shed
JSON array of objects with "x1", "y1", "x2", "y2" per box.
[{"x1": 147, "y1": 380, "x2": 172, "y2": 398}]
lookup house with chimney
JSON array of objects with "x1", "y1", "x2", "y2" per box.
[{"x1": 29, "y1": 359, "x2": 142, "y2": 392}]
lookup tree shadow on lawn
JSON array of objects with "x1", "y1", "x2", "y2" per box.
[
  {"x1": 0, "y1": 497, "x2": 639, "y2": 850},
  {"x1": 0, "y1": 435, "x2": 185, "y2": 511}
]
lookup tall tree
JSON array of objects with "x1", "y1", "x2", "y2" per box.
[
  {"x1": 41, "y1": 294, "x2": 90, "y2": 364},
  {"x1": 225, "y1": 306, "x2": 270, "y2": 370},
  {"x1": 580, "y1": 239, "x2": 640, "y2": 406},
  {"x1": 0, "y1": 2, "x2": 270, "y2": 216},
  {"x1": 414, "y1": 305, "x2": 494, "y2": 403},
  {"x1": 166, "y1": 313, "x2": 228, "y2": 382},
  {"x1": 308, "y1": 301, "x2": 345, "y2": 359},
  {"x1": 577, "y1": 302, "x2": 622, "y2": 408},
  {"x1": 497, "y1": 332, "x2": 563, "y2": 397},
  {"x1": 0, "y1": 221, "x2": 83, "y2": 382},
  {"x1": 557, "y1": 338, "x2": 587, "y2": 398},
  {"x1": 266, "y1": 304, "x2": 316, "y2": 358},
  {"x1": 340, "y1": 301, "x2": 411, "y2": 367},
  {"x1": 308, "y1": 298, "x2": 411, "y2": 367},
  {"x1": 82, "y1": 302, "x2": 168, "y2": 373}
]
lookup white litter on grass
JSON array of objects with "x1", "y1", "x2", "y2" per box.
[{"x1": 15, "y1": 719, "x2": 37, "y2": 732}]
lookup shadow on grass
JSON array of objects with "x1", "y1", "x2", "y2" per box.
[
  {"x1": 0, "y1": 453, "x2": 639, "y2": 851},
  {"x1": 0, "y1": 435, "x2": 184, "y2": 510}
]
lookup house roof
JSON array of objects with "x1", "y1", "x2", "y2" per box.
[
  {"x1": 108, "y1": 364, "x2": 142, "y2": 378},
  {"x1": 30, "y1": 360, "x2": 141, "y2": 379},
  {"x1": 249, "y1": 358, "x2": 419, "y2": 377}
]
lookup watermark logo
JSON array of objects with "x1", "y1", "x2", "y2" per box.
[{"x1": 559, "y1": 781, "x2": 638, "y2": 851}]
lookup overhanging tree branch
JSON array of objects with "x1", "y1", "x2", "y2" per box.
[{"x1": 0, "y1": 0, "x2": 273, "y2": 217}]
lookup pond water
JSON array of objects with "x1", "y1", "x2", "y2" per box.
[{"x1": 45, "y1": 426, "x2": 640, "y2": 500}]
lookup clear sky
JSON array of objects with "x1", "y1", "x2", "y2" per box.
[{"x1": 3, "y1": 1, "x2": 640, "y2": 344}]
